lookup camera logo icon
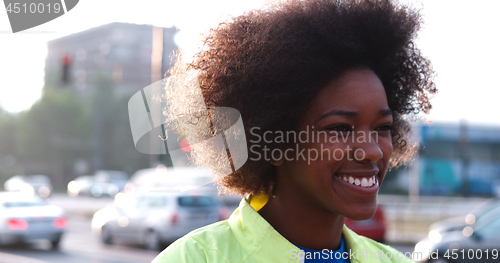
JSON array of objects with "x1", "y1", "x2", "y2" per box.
[{"x1": 128, "y1": 74, "x2": 248, "y2": 191}]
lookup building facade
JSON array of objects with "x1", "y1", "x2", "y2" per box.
[
  {"x1": 45, "y1": 22, "x2": 177, "y2": 95},
  {"x1": 383, "y1": 123, "x2": 500, "y2": 196}
]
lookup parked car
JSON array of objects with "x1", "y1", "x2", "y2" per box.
[
  {"x1": 67, "y1": 170, "x2": 128, "y2": 198},
  {"x1": 344, "y1": 205, "x2": 386, "y2": 242},
  {"x1": 0, "y1": 192, "x2": 67, "y2": 248},
  {"x1": 124, "y1": 166, "x2": 216, "y2": 194},
  {"x1": 125, "y1": 166, "x2": 243, "y2": 211},
  {"x1": 4, "y1": 175, "x2": 52, "y2": 198},
  {"x1": 414, "y1": 216, "x2": 500, "y2": 262},
  {"x1": 94, "y1": 170, "x2": 128, "y2": 191},
  {"x1": 91, "y1": 191, "x2": 228, "y2": 251},
  {"x1": 428, "y1": 199, "x2": 500, "y2": 237},
  {"x1": 67, "y1": 175, "x2": 94, "y2": 197}
]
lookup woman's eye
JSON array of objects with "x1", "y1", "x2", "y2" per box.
[{"x1": 376, "y1": 125, "x2": 393, "y2": 132}]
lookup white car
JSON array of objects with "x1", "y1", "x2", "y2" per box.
[
  {"x1": 427, "y1": 199, "x2": 500, "y2": 236},
  {"x1": 0, "y1": 192, "x2": 67, "y2": 248},
  {"x1": 92, "y1": 191, "x2": 229, "y2": 251},
  {"x1": 4, "y1": 175, "x2": 52, "y2": 197},
  {"x1": 124, "y1": 167, "x2": 216, "y2": 194},
  {"x1": 67, "y1": 171, "x2": 128, "y2": 198}
]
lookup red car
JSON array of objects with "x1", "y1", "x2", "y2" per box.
[{"x1": 344, "y1": 206, "x2": 386, "y2": 242}]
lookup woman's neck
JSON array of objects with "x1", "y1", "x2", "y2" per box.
[{"x1": 258, "y1": 186, "x2": 345, "y2": 251}]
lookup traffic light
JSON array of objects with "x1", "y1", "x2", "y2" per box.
[{"x1": 61, "y1": 53, "x2": 72, "y2": 85}]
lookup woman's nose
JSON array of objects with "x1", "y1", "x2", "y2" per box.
[{"x1": 352, "y1": 139, "x2": 384, "y2": 164}]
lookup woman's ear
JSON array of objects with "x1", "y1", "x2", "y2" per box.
[
  {"x1": 269, "y1": 145, "x2": 285, "y2": 166},
  {"x1": 269, "y1": 158, "x2": 284, "y2": 167}
]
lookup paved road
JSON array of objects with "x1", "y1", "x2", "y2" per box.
[
  {"x1": 0, "y1": 194, "x2": 238, "y2": 263},
  {"x1": 3, "y1": 193, "x2": 463, "y2": 262},
  {"x1": 0, "y1": 214, "x2": 414, "y2": 263},
  {"x1": 0, "y1": 214, "x2": 159, "y2": 263}
]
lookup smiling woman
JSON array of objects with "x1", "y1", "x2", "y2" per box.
[
  {"x1": 271, "y1": 69, "x2": 394, "y2": 224},
  {"x1": 153, "y1": 0, "x2": 436, "y2": 262}
]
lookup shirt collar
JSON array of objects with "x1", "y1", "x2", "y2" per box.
[
  {"x1": 229, "y1": 194, "x2": 385, "y2": 263},
  {"x1": 228, "y1": 196, "x2": 298, "y2": 256}
]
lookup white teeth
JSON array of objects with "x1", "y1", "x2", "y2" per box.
[
  {"x1": 361, "y1": 178, "x2": 368, "y2": 187},
  {"x1": 339, "y1": 174, "x2": 378, "y2": 188}
]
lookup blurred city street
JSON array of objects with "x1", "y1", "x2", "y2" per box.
[
  {"x1": 0, "y1": 193, "x2": 494, "y2": 262},
  {"x1": 0, "y1": 195, "x2": 158, "y2": 263},
  {"x1": 0, "y1": 217, "x2": 158, "y2": 263},
  {"x1": 1, "y1": 1, "x2": 500, "y2": 262}
]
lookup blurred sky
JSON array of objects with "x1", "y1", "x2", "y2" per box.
[{"x1": 0, "y1": 0, "x2": 499, "y2": 126}]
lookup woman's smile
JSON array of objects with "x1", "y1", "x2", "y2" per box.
[{"x1": 333, "y1": 171, "x2": 380, "y2": 194}]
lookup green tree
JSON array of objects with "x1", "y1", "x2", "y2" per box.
[
  {"x1": 16, "y1": 87, "x2": 91, "y2": 190},
  {"x1": 87, "y1": 73, "x2": 149, "y2": 174},
  {"x1": 0, "y1": 109, "x2": 19, "y2": 185},
  {"x1": 9, "y1": 72, "x2": 153, "y2": 192}
]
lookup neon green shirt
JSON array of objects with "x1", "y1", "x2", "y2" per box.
[{"x1": 152, "y1": 197, "x2": 415, "y2": 263}]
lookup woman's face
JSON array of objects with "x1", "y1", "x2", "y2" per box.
[{"x1": 277, "y1": 68, "x2": 393, "y2": 220}]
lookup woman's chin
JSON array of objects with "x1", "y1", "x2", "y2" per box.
[{"x1": 343, "y1": 206, "x2": 377, "y2": 221}]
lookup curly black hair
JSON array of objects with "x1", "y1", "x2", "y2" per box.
[{"x1": 165, "y1": 0, "x2": 436, "y2": 196}]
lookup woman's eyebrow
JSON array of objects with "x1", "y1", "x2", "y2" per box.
[
  {"x1": 318, "y1": 110, "x2": 357, "y2": 121},
  {"x1": 379, "y1": 108, "x2": 393, "y2": 116},
  {"x1": 317, "y1": 108, "x2": 393, "y2": 122}
]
